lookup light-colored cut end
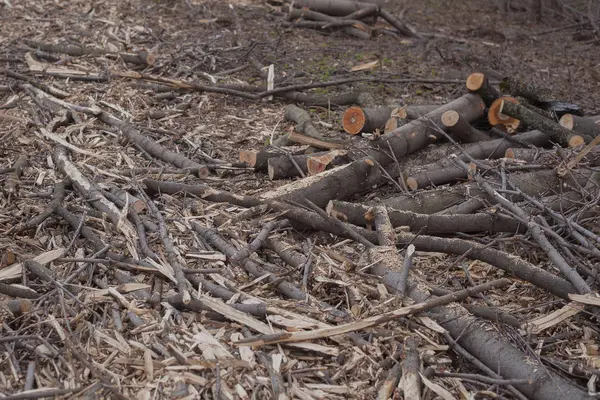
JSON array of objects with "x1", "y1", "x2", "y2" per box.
[
  {"x1": 441, "y1": 110, "x2": 460, "y2": 128},
  {"x1": 488, "y1": 96, "x2": 520, "y2": 133},
  {"x1": 559, "y1": 114, "x2": 574, "y2": 130},
  {"x1": 239, "y1": 150, "x2": 259, "y2": 167},
  {"x1": 568, "y1": 135, "x2": 585, "y2": 148},
  {"x1": 406, "y1": 176, "x2": 418, "y2": 191},
  {"x1": 466, "y1": 72, "x2": 485, "y2": 91}
]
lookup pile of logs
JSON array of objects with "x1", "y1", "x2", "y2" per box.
[
  {"x1": 154, "y1": 72, "x2": 600, "y2": 399},
  {"x1": 279, "y1": 0, "x2": 420, "y2": 39}
]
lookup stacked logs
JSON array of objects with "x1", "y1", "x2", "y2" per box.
[{"x1": 280, "y1": 0, "x2": 420, "y2": 39}]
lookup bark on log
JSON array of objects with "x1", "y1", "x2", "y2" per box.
[
  {"x1": 342, "y1": 106, "x2": 392, "y2": 134},
  {"x1": 261, "y1": 157, "x2": 382, "y2": 208},
  {"x1": 500, "y1": 100, "x2": 591, "y2": 147},
  {"x1": 441, "y1": 110, "x2": 492, "y2": 142},
  {"x1": 505, "y1": 148, "x2": 547, "y2": 162},
  {"x1": 327, "y1": 201, "x2": 524, "y2": 234},
  {"x1": 290, "y1": 0, "x2": 379, "y2": 17},
  {"x1": 352, "y1": 93, "x2": 486, "y2": 165},
  {"x1": 306, "y1": 150, "x2": 349, "y2": 175},
  {"x1": 393, "y1": 231, "x2": 576, "y2": 299},
  {"x1": 286, "y1": 8, "x2": 372, "y2": 39},
  {"x1": 390, "y1": 105, "x2": 440, "y2": 120},
  {"x1": 285, "y1": 104, "x2": 324, "y2": 141},
  {"x1": 406, "y1": 160, "x2": 481, "y2": 190},
  {"x1": 559, "y1": 114, "x2": 600, "y2": 138},
  {"x1": 336, "y1": 167, "x2": 592, "y2": 215},
  {"x1": 287, "y1": 130, "x2": 347, "y2": 150},
  {"x1": 499, "y1": 76, "x2": 554, "y2": 104},
  {"x1": 383, "y1": 116, "x2": 406, "y2": 134},
  {"x1": 466, "y1": 72, "x2": 502, "y2": 107},
  {"x1": 267, "y1": 150, "x2": 349, "y2": 180},
  {"x1": 375, "y1": 277, "x2": 588, "y2": 400}
]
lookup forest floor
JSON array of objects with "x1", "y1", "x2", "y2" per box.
[{"x1": 0, "y1": 0, "x2": 599, "y2": 399}]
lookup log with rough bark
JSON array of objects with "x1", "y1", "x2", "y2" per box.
[
  {"x1": 406, "y1": 160, "x2": 480, "y2": 190},
  {"x1": 267, "y1": 150, "x2": 349, "y2": 180},
  {"x1": 306, "y1": 150, "x2": 350, "y2": 175},
  {"x1": 24, "y1": 39, "x2": 156, "y2": 66},
  {"x1": 240, "y1": 148, "x2": 306, "y2": 171},
  {"x1": 287, "y1": 130, "x2": 347, "y2": 149},
  {"x1": 332, "y1": 167, "x2": 592, "y2": 215},
  {"x1": 505, "y1": 147, "x2": 547, "y2": 162},
  {"x1": 499, "y1": 76, "x2": 554, "y2": 104},
  {"x1": 342, "y1": 106, "x2": 392, "y2": 134},
  {"x1": 286, "y1": 8, "x2": 372, "y2": 39},
  {"x1": 499, "y1": 100, "x2": 591, "y2": 147},
  {"x1": 384, "y1": 105, "x2": 440, "y2": 133},
  {"x1": 383, "y1": 116, "x2": 406, "y2": 133},
  {"x1": 466, "y1": 72, "x2": 502, "y2": 106},
  {"x1": 401, "y1": 130, "x2": 551, "y2": 190},
  {"x1": 261, "y1": 156, "x2": 382, "y2": 208},
  {"x1": 559, "y1": 114, "x2": 600, "y2": 138},
  {"x1": 384, "y1": 275, "x2": 587, "y2": 400},
  {"x1": 327, "y1": 201, "x2": 524, "y2": 234},
  {"x1": 390, "y1": 105, "x2": 440, "y2": 120},
  {"x1": 441, "y1": 110, "x2": 491, "y2": 142},
  {"x1": 289, "y1": 0, "x2": 379, "y2": 17}
]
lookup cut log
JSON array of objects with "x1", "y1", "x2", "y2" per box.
[
  {"x1": 390, "y1": 105, "x2": 439, "y2": 120},
  {"x1": 499, "y1": 76, "x2": 554, "y2": 104},
  {"x1": 285, "y1": 104, "x2": 323, "y2": 140},
  {"x1": 383, "y1": 116, "x2": 406, "y2": 134},
  {"x1": 466, "y1": 72, "x2": 502, "y2": 106},
  {"x1": 261, "y1": 157, "x2": 382, "y2": 208},
  {"x1": 327, "y1": 201, "x2": 524, "y2": 234},
  {"x1": 306, "y1": 150, "x2": 349, "y2": 175},
  {"x1": 505, "y1": 148, "x2": 545, "y2": 162},
  {"x1": 402, "y1": 130, "x2": 551, "y2": 190},
  {"x1": 352, "y1": 93, "x2": 486, "y2": 165},
  {"x1": 441, "y1": 110, "x2": 492, "y2": 142},
  {"x1": 406, "y1": 160, "x2": 482, "y2": 190},
  {"x1": 342, "y1": 106, "x2": 392, "y2": 135},
  {"x1": 500, "y1": 100, "x2": 592, "y2": 147},
  {"x1": 290, "y1": 0, "x2": 379, "y2": 16},
  {"x1": 488, "y1": 96, "x2": 521, "y2": 132},
  {"x1": 267, "y1": 150, "x2": 349, "y2": 180},
  {"x1": 559, "y1": 114, "x2": 600, "y2": 138},
  {"x1": 239, "y1": 148, "x2": 306, "y2": 171},
  {"x1": 288, "y1": 130, "x2": 347, "y2": 149},
  {"x1": 286, "y1": 8, "x2": 372, "y2": 39}
]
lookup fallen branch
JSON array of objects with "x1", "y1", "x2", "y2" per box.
[{"x1": 234, "y1": 278, "x2": 510, "y2": 346}]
